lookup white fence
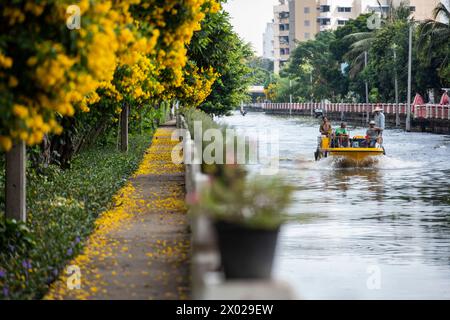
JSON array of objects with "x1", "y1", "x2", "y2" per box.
[{"x1": 251, "y1": 103, "x2": 450, "y2": 120}]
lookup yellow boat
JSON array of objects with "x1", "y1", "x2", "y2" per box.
[{"x1": 315, "y1": 136, "x2": 385, "y2": 162}]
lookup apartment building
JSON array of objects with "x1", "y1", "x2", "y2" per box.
[
  {"x1": 288, "y1": 0, "x2": 319, "y2": 49},
  {"x1": 263, "y1": 21, "x2": 275, "y2": 60},
  {"x1": 400, "y1": 0, "x2": 441, "y2": 21},
  {"x1": 271, "y1": 0, "x2": 441, "y2": 73},
  {"x1": 273, "y1": 0, "x2": 290, "y2": 74}
]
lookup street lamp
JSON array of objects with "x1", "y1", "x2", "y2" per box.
[
  {"x1": 289, "y1": 78, "x2": 293, "y2": 115},
  {"x1": 364, "y1": 50, "x2": 369, "y2": 123},
  {"x1": 406, "y1": 24, "x2": 413, "y2": 132},
  {"x1": 391, "y1": 43, "x2": 400, "y2": 127},
  {"x1": 289, "y1": 79, "x2": 293, "y2": 104}
]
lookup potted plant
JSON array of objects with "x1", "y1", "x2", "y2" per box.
[{"x1": 195, "y1": 174, "x2": 294, "y2": 279}]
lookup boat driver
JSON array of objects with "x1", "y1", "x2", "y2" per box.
[{"x1": 334, "y1": 122, "x2": 349, "y2": 147}]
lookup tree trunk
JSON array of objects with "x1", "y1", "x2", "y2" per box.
[
  {"x1": 5, "y1": 141, "x2": 26, "y2": 222},
  {"x1": 140, "y1": 107, "x2": 144, "y2": 135},
  {"x1": 41, "y1": 134, "x2": 51, "y2": 167},
  {"x1": 29, "y1": 134, "x2": 51, "y2": 171},
  {"x1": 120, "y1": 103, "x2": 129, "y2": 152}
]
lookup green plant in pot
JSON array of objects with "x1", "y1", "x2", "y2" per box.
[{"x1": 196, "y1": 174, "x2": 294, "y2": 279}]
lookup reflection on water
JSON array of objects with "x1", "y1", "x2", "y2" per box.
[{"x1": 221, "y1": 111, "x2": 450, "y2": 299}]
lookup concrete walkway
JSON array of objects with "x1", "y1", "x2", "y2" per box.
[{"x1": 45, "y1": 123, "x2": 190, "y2": 300}]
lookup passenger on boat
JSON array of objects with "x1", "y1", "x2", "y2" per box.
[
  {"x1": 319, "y1": 116, "x2": 332, "y2": 136},
  {"x1": 366, "y1": 121, "x2": 381, "y2": 147},
  {"x1": 334, "y1": 122, "x2": 349, "y2": 147},
  {"x1": 373, "y1": 107, "x2": 385, "y2": 132}
]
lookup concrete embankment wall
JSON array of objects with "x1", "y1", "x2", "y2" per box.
[
  {"x1": 178, "y1": 114, "x2": 296, "y2": 300},
  {"x1": 258, "y1": 108, "x2": 450, "y2": 134}
]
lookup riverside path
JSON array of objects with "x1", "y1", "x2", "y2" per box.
[{"x1": 45, "y1": 121, "x2": 190, "y2": 300}]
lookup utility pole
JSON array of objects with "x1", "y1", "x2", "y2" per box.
[
  {"x1": 289, "y1": 79, "x2": 293, "y2": 103},
  {"x1": 289, "y1": 79, "x2": 293, "y2": 115},
  {"x1": 392, "y1": 44, "x2": 400, "y2": 127},
  {"x1": 364, "y1": 51, "x2": 369, "y2": 122},
  {"x1": 406, "y1": 24, "x2": 413, "y2": 132}
]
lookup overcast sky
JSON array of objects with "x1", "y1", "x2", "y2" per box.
[{"x1": 223, "y1": 0, "x2": 279, "y2": 56}]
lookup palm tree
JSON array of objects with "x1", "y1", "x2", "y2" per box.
[
  {"x1": 418, "y1": 2, "x2": 450, "y2": 65},
  {"x1": 343, "y1": 31, "x2": 374, "y2": 78},
  {"x1": 343, "y1": 1, "x2": 412, "y2": 78}
]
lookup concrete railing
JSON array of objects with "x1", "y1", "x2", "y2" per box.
[
  {"x1": 250, "y1": 102, "x2": 450, "y2": 120},
  {"x1": 178, "y1": 115, "x2": 296, "y2": 300}
]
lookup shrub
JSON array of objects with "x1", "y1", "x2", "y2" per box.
[{"x1": 0, "y1": 134, "x2": 151, "y2": 299}]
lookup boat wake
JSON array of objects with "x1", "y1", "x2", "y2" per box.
[{"x1": 331, "y1": 156, "x2": 379, "y2": 168}]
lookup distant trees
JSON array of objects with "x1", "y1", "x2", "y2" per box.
[
  {"x1": 247, "y1": 56, "x2": 274, "y2": 87},
  {"x1": 267, "y1": 3, "x2": 449, "y2": 103}
]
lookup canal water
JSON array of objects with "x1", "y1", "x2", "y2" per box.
[{"x1": 221, "y1": 111, "x2": 450, "y2": 300}]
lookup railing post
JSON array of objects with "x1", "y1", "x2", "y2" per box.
[{"x1": 6, "y1": 141, "x2": 26, "y2": 222}]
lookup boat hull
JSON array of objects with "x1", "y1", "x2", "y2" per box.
[{"x1": 325, "y1": 148, "x2": 384, "y2": 162}]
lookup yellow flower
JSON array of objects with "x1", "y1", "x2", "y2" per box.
[
  {"x1": 0, "y1": 53, "x2": 13, "y2": 68},
  {"x1": 27, "y1": 56, "x2": 38, "y2": 66},
  {"x1": 8, "y1": 76, "x2": 18, "y2": 87},
  {"x1": 12, "y1": 104, "x2": 29, "y2": 119},
  {"x1": 19, "y1": 131, "x2": 29, "y2": 141},
  {"x1": 0, "y1": 136, "x2": 13, "y2": 151}
]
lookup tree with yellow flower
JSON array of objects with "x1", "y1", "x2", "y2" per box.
[{"x1": 1, "y1": 0, "x2": 223, "y2": 223}]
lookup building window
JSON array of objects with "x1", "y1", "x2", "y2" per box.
[
  {"x1": 368, "y1": 6, "x2": 389, "y2": 13},
  {"x1": 319, "y1": 5, "x2": 330, "y2": 13},
  {"x1": 280, "y1": 36, "x2": 289, "y2": 45},
  {"x1": 279, "y1": 12, "x2": 289, "y2": 19},
  {"x1": 410, "y1": 6, "x2": 416, "y2": 12},
  {"x1": 280, "y1": 48, "x2": 289, "y2": 56},
  {"x1": 317, "y1": 18, "x2": 331, "y2": 26},
  {"x1": 304, "y1": 33, "x2": 310, "y2": 39},
  {"x1": 337, "y1": 7, "x2": 352, "y2": 13},
  {"x1": 280, "y1": 48, "x2": 290, "y2": 55},
  {"x1": 304, "y1": 7, "x2": 310, "y2": 14},
  {"x1": 304, "y1": 20, "x2": 310, "y2": 27},
  {"x1": 279, "y1": 24, "x2": 289, "y2": 31},
  {"x1": 338, "y1": 20, "x2": 347, "y2": 25}
]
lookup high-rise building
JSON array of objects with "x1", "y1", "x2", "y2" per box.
[
  {"x1": 263, "y1": 21, "x2": 275, "y2": 60},
  {"x1": 399, "y1": 0, "x2": 441, "y2": 21},
  {"x1": 289, "y1": 0, "x2": 318, "y2": 50},
  {"x1": 273, "y1": 0, "x2": 290, "y2": 74},
  {"x1": 270, "y1": 0, "x2": 441, "y2": 73}
]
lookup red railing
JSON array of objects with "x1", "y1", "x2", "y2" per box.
[{"x1": 250, "y1": 103, "x2": 450, "y2": 120}]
